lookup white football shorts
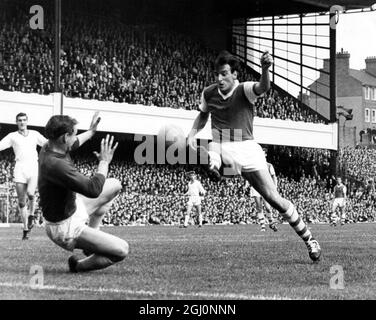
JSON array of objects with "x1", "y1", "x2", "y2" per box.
[
  {"x1": 188, "y1": 196, "x2": 201, "y2": 206},
  {"x1": 209, "y1": 140, "x2": 268, "y2": 176},
  {"x1": 332, "y1": 198, "x2": 346, "y2": 209},
  {"x1": 14, "y1": 161, "x2": 38, "y2": 185},
  {"x1": 44, "y1": 196, "x2": 89, "y2": 252}
]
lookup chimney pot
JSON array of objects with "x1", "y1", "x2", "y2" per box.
[{"x1": 365, "y1": 56, "x2": 376, "y2": 77}]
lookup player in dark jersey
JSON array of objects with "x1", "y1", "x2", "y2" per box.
[
  {"x1": 38, "y1": 113, "x2": 129, "y2": 272},
  {"x1": 330, "y1": 176, "x2": 347, "y2": 226},
  {"x1": 187, "y1": 51, "x2": 321, "y2": 262}
]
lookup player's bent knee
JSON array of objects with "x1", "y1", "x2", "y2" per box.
[
  {"x1": 105, "y1": 178, "x2": 122, "y2": 199},
  {"x1": 109, "y1": 241, "x2": 129, "y2": 262},
  {"x1": 107, "y1": 178, "x2": 122, "y2": 191}
]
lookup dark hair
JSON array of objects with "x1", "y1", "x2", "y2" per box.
[
  {"x1": 45, "y1": 115, "x2": 78, "y2": 140},
  {"x1": 16, "y1": 113, "x2": 27, "y2": 121},
  {"x1": 214, "y1": 51, "x2": 240, "y2": 73}
]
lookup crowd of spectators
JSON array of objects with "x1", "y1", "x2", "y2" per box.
[
  {"x1": 1, "y1": 144, "x2": 375, "y2": 226},
  {"x1": 0, "y1": 2, "x2": 371, "y2": 226},
  {"x1": 267, "y1": 145, "x2": 332, "y2": 181},
  {"x1": 338, "y1": 145, "x2": 376, "y2": 184},
  {"x1": 255, "y1": 90, "x2": 324, "y2": 123},
  {"x1": 0, "y1": 1, "x2": 325, "y2": 123}
]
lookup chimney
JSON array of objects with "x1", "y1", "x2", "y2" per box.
[
  {"x1": 336, "y1": 48, "x2": 350, "y2": 75},
  {"x1": 318, "y1": 58, "x2": 330, "y2": 83},
  {"x1": 365, "y1": 56, "x2": 376, "y2": 77}
]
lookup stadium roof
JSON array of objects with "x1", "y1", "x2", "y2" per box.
[
  {"x1": 107, "y1": 0, "x2": 375, "y2": 20},
  {"x1": 140, "y1": 0, "x2": 376, "y2": 19},
  {"x1": 227, "y1": 0, "x2": 376, "y2": 18}
]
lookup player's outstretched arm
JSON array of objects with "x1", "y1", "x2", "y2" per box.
[
  {"x1": 76, "y1": 111, "x2": 101, "y2": 148},
  {"x1": 253, "y1": 51, "x2": 273, "y2": 96},
  {"x1": 187, "y1": 111, "x2": 209, "y2": 151},
  {"x1": 51, "y1": 135, "x2": 118, "y2": 199},
  {"x1": 93, "y1": 134, "x2": 118, "y2": 178},
  {"x1": 37, "y1": 131, "x2": 48, "y2": 147}
]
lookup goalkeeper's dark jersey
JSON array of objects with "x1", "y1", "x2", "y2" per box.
[{"x1": 38, "y1": 140, "x2": 105, "y2": 223}]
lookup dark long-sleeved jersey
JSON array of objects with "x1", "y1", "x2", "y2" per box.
[{"x1": 38, "y1": 141, "x2": 106, "y2": 223}]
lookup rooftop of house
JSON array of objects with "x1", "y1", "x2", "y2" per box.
[{"x1": 349, "y1": 69, "x2": 376, "y2": 87}]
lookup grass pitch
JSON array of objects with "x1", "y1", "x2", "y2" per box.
[{"x1": 0, "y1": 223, "x2": 375, "y2": 300}]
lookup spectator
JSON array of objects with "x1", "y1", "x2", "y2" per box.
[{"x1": 0, "y1": 1, "x2": 324, "y2": 123}]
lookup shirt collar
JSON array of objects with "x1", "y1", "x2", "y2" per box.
[{"x1": 218, "y1": 80, "x2": 239, "y2": 100}]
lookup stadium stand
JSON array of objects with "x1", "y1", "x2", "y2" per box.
[
  {"x1": 0, "y1": 0, "x2": 371, "y2": 227},
  {"x1": 1, "y1": 145, "x2": 375, "y2": 226},
  {"x1": 338, "y1": 145, "x2": 376, "y2": 184},
  {"x1": 0, "y1": 1, "x2": 324, "y2": 123}
]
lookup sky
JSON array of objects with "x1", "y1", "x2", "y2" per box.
[{"x1": 336, "y1": 9, "x2": 376, "y2": 70}]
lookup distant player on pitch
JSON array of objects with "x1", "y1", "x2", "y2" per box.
[
  {"x1": 330, "y1": 176, "x2": 347, "y2": 226},
  {"x1": 187, "y1": 50, "x2": 321, "y2": 261},
  {"x1": 183, "y1": 171, "x2": 206, "y2": 228},
  {"x1": 249, "y1": 148, "x2": 278, "y2": 232},
  {"x1": 0, "y1": 113, "x2": 47, "y2": 240},
  {"x1": 38, "y1": 113, "x2": 129, "y2": 272}
]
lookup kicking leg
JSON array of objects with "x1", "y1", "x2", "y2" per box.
[{"x1": 243, "y1": 170, "x2": 321, "y2": 261}]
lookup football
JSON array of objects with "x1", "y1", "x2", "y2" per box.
[{"x1": 157, "y1": 124, "x2": 186, "y2": 149}]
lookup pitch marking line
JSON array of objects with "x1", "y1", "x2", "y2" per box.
[{"x1": 0, "y1": 281, "x2": 301, "y2": 300}]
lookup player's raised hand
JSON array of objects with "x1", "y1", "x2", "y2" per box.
[
  {"x1": 261, "y1": 51, "x2": 273, "y2": 70},
  {"x1": 89, "y1": 111, "x2": 101, "y2": 133},
  {"x1": 93, "y1": 134, "x2": 118, "y2": 164}
]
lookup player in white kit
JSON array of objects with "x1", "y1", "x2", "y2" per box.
[
  {"x1": 183, "y1": 171, "x2": 206, "y2": 228},
  {"x1": 330, "y1": 177, "x2": 347, "y2": 226},
  {"x1": 0, "y1": 113, "x2": 47, "y2": 239},
  {"x1": 187, "y1": 51, "x2": 321, "y2": 261}
]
